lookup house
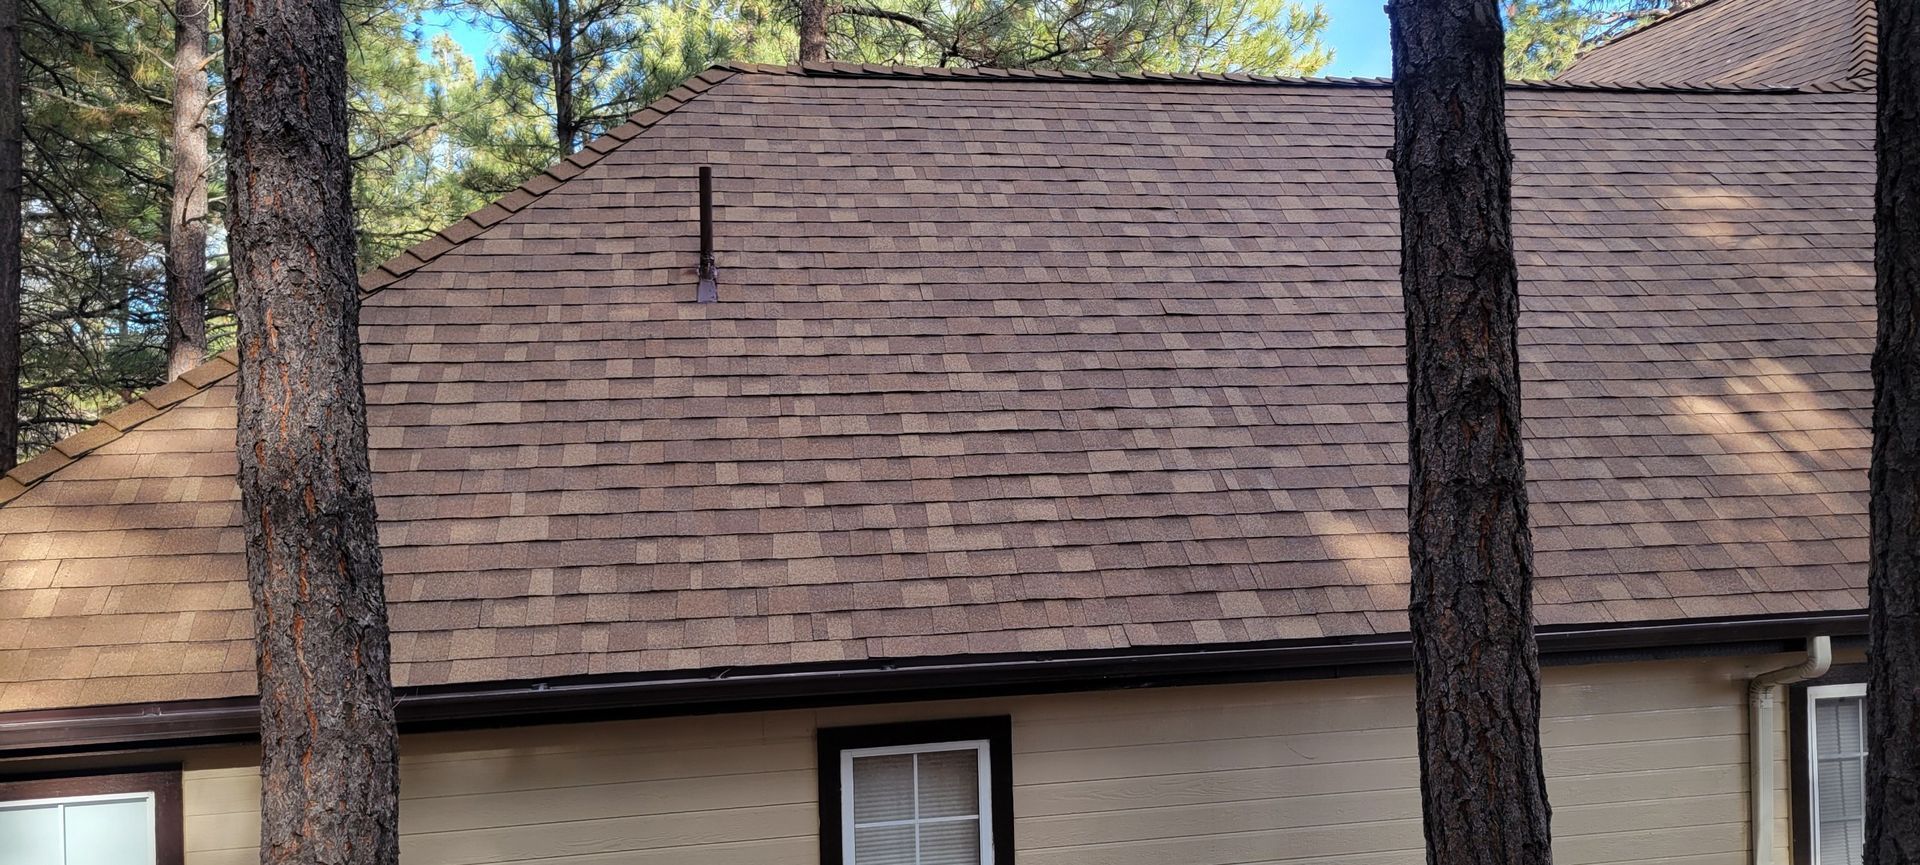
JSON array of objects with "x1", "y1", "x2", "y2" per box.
[{"x1": 0, "y1": 0, "x2": 1887, "y2": 861}]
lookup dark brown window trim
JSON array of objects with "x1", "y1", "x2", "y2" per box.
[
  {"x1": 1789, "y1": 663, "x2": 1870, "y2": 865},
  {"x1": 0, "y1": 765, "x2": 184, "y2": 865},
  {"x1": 817, "y1": 716, "x2": 1015, "y2": 865}
]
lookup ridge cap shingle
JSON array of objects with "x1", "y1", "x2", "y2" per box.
[
  {"x1": 1847, "y1": 0, "x2": 1880, "y2": 78},
  {"x1": 0, "y1": 348, "x2": 240, "y2": 506},
  {"x1": 1560, "y1": 0, "x2": 1877, "y2": 86},
  {"x1": 357, "y1": 67, "x2": 739, "y2": 295},
  {"x1": 715, "y1": 58, "x2": 1834, "y2": 94},
  {"x1": 1564, "y1": 0, "x2": 1736, "y2": 63},
  {"x1": 0, "y1": 68, "x2": 743, "y2": 509}
]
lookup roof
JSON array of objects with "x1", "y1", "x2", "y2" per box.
[
  {"x1": 1559, "y1": 0, "x2": 1877, "y2": 85},
  {"x1": 0, "y1": 64, "x2": 1877, "y2": 714}
]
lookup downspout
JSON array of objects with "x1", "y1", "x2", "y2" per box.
[{"x1": 1750, "y1": 636, "x2": 1831, "y2": 865}]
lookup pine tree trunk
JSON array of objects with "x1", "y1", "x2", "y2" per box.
[
  {"x1": 1388, "y1": 0, "x2": 1553, "y2": 863},
  {"x1": 798, "y1": 0, "x2": 829, "y2": 62},
  {"x1": 0, "y1": 0, "x2": 21, "y2": 472},
  {"x1": 165, "y1": 0, "x2": 211, "y2": 380},
  {"x1": 223, "y1": 0, "x2": 398, "y2": 859},
  {"x1": 1867, "y1": 0, "x2": 1920, "y2": 857},
  {"x1": 554, "y1": 0, "x2": 576, "y2": 153}
]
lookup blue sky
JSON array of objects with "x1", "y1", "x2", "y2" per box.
[
  {"x1": 417, "y1": 0, "x2": 1396, "y2": 78},
  {"x1": 1318, "y1": 0, "x2": 1393, "y2": 77},
  {"x1": 419, "y1": 8, "x2": 500, "y2": 63}
]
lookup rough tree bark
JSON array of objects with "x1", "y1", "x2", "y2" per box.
[
  {"x1": 1, "y1": 0, "x2": 20, "y2": 472},
  {"x1": 798, "y1": 0, "x2": 829, "y2": 62},
  {"x1": 1867, "y1": 0, "x2": 1920, "y2": 858},
  {"x1": 554, "y1": 0, "x2": 577, "y2": 153},
  {"x1": 1387, "y1": 0, "x2": 1553, "y2": 863},
  {"x1": 224, "y1": 0, "x2": 398, "y2": 859},
  {"x1": 165, "y1": 0, "x2": 211, "y2": 380}
]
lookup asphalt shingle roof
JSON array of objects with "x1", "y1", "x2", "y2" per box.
[
  {"x1": 1560, "y1": 0, "x2": 1876, "y2": 85},
  {"x1": 0, "y1": 65, "x2": 1877, "y2": 712}
]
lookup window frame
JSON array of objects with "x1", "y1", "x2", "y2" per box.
[
  {"x1": 838, "y1": 738, "x2": 994, "y2": 864},
  {"x1": 817, "y1": 716, "x2": 1014, "y2": 865},
  {"x1": 1791, "y1": 664, "x2": 1871, "y2": 865},
  {"x1": 1805, "y1": 682, "x2": 1869, "y2": 865},
  {"x1": 0, "y1": 767, "x2": 182, "y2": 865}
]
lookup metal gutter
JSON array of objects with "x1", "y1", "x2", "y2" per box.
[{"x1": 0, "y1": 611, "x2": 1866, "y2": 759}]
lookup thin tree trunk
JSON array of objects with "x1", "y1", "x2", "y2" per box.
[
  {"x1": 554, "y1": 0, "x2": 576, "y2": 153},
  {"x1": 1867, "y1": 0, "x2": 1920, "y2": 857},
  {"x1": 165, "y1": 0, "x2": 210, "y2": 380},
  {"x1": 799, "y1": 0, "x2": 829, "y2": 62},
  {"x1": 1387, "y1": 0, "x2": 1552, "y2": 862},
  {"x1": 0, "y1": 0, "x2": 20, "y2": 472},
  {"x1": 223, "y1": 0, "x2": 397, "y2": 858}
]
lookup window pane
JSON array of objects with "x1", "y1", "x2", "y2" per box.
[
  {"x1": 1821, "y1": 816, "x2": 1864, "y2": 865},
  {"x1": 1821, "y1": 697, "x2": 1865, "y2": 754},
  {"x1": 851, "y1": 754, "x2": 915, "y2": 824},
  {"x1": 1816, "y1": 699, "x2": 1842, "y2": 753},
  {"x1": 1833, "y1": 757, "x2": 1866, "y2": 815},
  {"x1": 918, "y1": 818, "x2": 982, "y2": 865},
  {"x1": 1818, "y1": 758, "x2": 1849, "y2": 820},
  {"x1": 916, "y1": 751, "x2": 979, "y2": 819},
  {"x1": 854, "y1": 825, "x2": 916, "y2": 865},
  {"x1": 64, "y1": 799, "x2": 153, "y2": 865},
  {"x1": 1815, "y1": 696, "x2": 1869, "y2": 865},
  {"x1": 0, "y1": 804, "x2": 63, "y2": 865}
]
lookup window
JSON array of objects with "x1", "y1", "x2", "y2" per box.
[
  {"x1": 0, "y1": 769, "x2": 180, "y2": 865},
  {"x1": 818, "y1": 717, "x2": 1014, "y2": 865},
  {"x1": 842, "y1": 741, "x2": 991, "y2": 864},
  {"x1": 1806, "y1": 683, "x2": 1868, "y2": 865},
  {"x1": 0, "y1": 793, "x2": 155, "y2": 865}
]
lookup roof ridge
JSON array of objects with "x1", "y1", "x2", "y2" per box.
[
  {"x1": 719, "y1": 59, "x2": 1396, "y2": 88},
  {"x1": 1560, "y1": 0, "x2": 1879, "y2": 87},
  {"x1": 0, "y1": 348, "x2": 241, "y2": 505},
  {"x1": 358, "y1": 66, "x2": 739, "y2": 295},
  {"x1": 1847, "y1": 0, "x2": 1880, "y2": 79},
  {"x1": 0, "y1": 67, "x2": 744, "y2": 509},
  {"x1": 1564, "y1": 0, "x2": 1731, "y2": 63},
  {"x1": 720, "y1": 59, "x2": 1835, "y2": 94}
]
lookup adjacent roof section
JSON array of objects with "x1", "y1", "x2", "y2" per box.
[
  {"x1": 1559, "y1": 0, "x2": 1876, "y2": 86},
  {"x1": 0, "y1": 66, "x2": 1877, "y2": 714}
]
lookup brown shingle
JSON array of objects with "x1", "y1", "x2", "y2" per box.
[
  {"x1": 0, "y1": 64, "x2": 1880, "y2": 714},
  {"x1": 1561, "y1": 0, "x2": 1874, "y2": 85}
]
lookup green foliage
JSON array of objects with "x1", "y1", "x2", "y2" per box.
[
  {"x1": 1162, "y1": 0, "x2": 1332, "y2": 74},
  {"x1": 15, "y1": 0, "x2": 175, "y2": 452},
  {"x1": 1505, "y1": 0, "x2": 1590, "y2": 79},
  {"x1": 431, "y1": 0, "x2": 1331, "y2": 198},
  {"x1": 1503, "y1": 0, "x2": 1681, "y2": 79},
  {"x1": 467, "y1": 0, "x2": 651, "y2": 153},
  {"x1": 11, "y1": 0, "x2": 488, "y2": 451},
  {"x1": 446, "y1": 0, "x2": 795, "y2": 196},
  {"x1": 636, "y1": 0, "x2": 793, "y2": 103},
  {"x1": 6, "y1": 0, "x2": 1334, "y2": 461},
  {"x1": 347, "y1": 5, "x2": 493, "y2": 267},
  {"x1": 815, "y1": 0, "x2": 1330, "y2": 73}
]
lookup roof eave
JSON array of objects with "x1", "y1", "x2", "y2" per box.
[{"x1": 0, "y1": 610, "x2": 1867, "y2": 760}]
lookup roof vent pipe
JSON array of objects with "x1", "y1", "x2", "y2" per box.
[
  {"x1": 1749, "y1": 635, "x2": 1832, "y2": 865},
  {"x1": 696, "y1": 167, "x2": 718, "y2": 304}
]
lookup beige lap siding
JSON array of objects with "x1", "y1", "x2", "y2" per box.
[{"x1": 181, "y1": 655, "x2": 1807, "y2": 865}]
